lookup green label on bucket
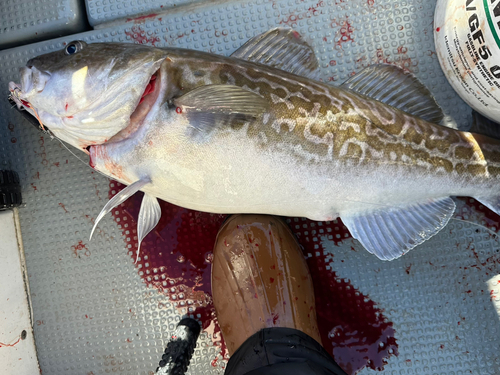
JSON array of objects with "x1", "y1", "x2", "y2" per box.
[{"x1": 484, "y1": 0, "x2": 500, "y2": 50}]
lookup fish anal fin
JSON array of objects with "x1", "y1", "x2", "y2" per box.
[
  {"x1": 342, "y1": 197, "x2": 455, "y2": 261},
  {"x1": 341, "y1": 64, "x2": 444, "y2": 124},
  {"x1": 231, "y1": 27, "x2": 320, "y2": 80}
]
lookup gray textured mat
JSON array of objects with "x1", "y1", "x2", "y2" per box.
[
  {"x1": 1, "y1": 0, "x2": 499, "y2": 374},
  {"x1": 0, "y1": 0, "x2": 88, "y2": 49},
  {"x1": 85, "y1": 0, "x2": 203, "y2": 27}
]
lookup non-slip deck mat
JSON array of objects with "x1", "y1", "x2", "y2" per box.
[
  {"x1": 0, "y1": 0, "x2": 498, "y2": 374},
  {"x1": 85, "y1": 0, "x2": 201, "y2": 26},
  {"x1": 0, "y1": 0, "x2": 88, "y2": 49}
]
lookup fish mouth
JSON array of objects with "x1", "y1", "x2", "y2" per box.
[
  {"x1": 8, "y1": 79, "x2": 46, "y2": 130},
  {"x1": 9, "y1": 66, "x2": 50, "y2": 103}
]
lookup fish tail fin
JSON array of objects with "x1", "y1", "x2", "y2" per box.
[
  {"x1": 467, "y1": 130, "x2": 500, "y2": 180},
  {"x1": 470, "y1": 131, "x2": 500, "y2": 217},
  {"x1": 457, "y1": 115, "x2": 500, "y2": 227}
]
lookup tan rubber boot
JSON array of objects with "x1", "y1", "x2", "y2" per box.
[{"x1": 211, "y1": 214, "x2": 322, "y2": 356}]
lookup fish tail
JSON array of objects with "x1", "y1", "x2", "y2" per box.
[{"x1": 469, "y1": 132, "x2": 500, "y2": 216}]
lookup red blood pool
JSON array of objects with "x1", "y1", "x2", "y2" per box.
[
  {"x1": 109, "y1": 182, "x2": 398, "y2": 373},
  {"x1": 109, "y1": 182, "x2": 229, "y2": 363},
  {"x1": 292, "y1": 218, "x2": 398, "y2": 374}
]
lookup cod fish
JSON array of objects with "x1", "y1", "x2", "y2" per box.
[{"x1": 8, "y1": 28, "x2": 500, "y2": 261}]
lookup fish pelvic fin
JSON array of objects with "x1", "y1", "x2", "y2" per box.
[
  {"x1": 341, "y1": 64, "x2": 444, "y2": 124},
  {"x1": 136, "y1": 194, "x2": 161, "y2": 264},
  {"x1": 230, "y1": 27, "x2": 320, "y2": 80},
  {"x1": 342, "y1": 197, "x2": 455, "y2": 261},
  {"x1": 89, "y1": 179, "x2": 150, "y2": 241}
]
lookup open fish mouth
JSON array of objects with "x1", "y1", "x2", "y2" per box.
[
  {"x1": 9, "y1": 65, "x2": 50, "y2": 103},
  {"x1": 8, "y1": 78, "x2": 48, "y2": 131},
  {"x1": 8, "y1": 81, "x2": 29, "y2": 108}
]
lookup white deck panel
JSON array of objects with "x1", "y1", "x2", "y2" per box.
[{"x1": 0, "y1": 210, "x2": 40, "y2": 375}]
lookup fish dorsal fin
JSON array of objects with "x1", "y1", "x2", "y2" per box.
[
  {"x1": 90, "y1": 179, "x2": 150, "y2": 240},
  {"x1": 342, "y1": 197, "x2": 455, "y2": 261},
  {"x1": 230, "y1": 28, "x2": 320, "y2": 80},
  {"x1": 136, "y1": 194, "x2": 161, "y2": 263},
  {"x1": 471, "y1": 110, "x2": 500, "y2": 139},
  {"x1": 341, "y1": 64, "x2": 444, "y2": 124},
  {"x1": 174, "y1": 84, "x2": 268, "y2": 139}
]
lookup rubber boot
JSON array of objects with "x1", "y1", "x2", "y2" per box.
[{"x1": 211, "y1": 214, "x2": 322, "y2": 356}]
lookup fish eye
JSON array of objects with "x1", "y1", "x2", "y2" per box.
[{"x1": 64, "y1": 41, "x2": 86, "y2": 55}]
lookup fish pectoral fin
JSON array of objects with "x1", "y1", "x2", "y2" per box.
[
  {"x1": 90, "y1": 178, "x2": 150, "y2": 240},
  {"x1": 340, "y1": 64, "x2": 444, "y2": 124},
  {"x1": 230, "y1": 28, "x2": 320, "y2": 80},
  {"x1": 136, "y1": 194, "x2": 161, "y2": 264},
  {"x1": 342, "y1": 197, "x2": 455, "y2": 261},
  {"x1": 175, "y1": 85, "x2": 268, "y2": 116},
  {"x1": 174, "y1": 85, "x2": 268, "y2": 138},
  {"x1": 474, "y1": 196, "x2": 500, "y2": 216}
]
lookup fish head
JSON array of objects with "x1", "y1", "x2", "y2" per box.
[{"x1": 9, "y1": 41, "x2": 168, "y2": 151}]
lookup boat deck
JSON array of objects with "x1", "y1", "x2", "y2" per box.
[{"x1": 0, "y1": 0, "x2": 499, "y2": 373}]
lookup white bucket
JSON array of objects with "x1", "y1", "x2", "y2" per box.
[{"x1": 434, "y1": 0, "x2": 500, "y2": 122}]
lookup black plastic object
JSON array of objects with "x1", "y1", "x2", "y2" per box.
[
  {"x1": 0, "y1": 170, "x2": 22, "y2": 210},
  {"x1": 155, "y1": 318, "x2": 201, "y2": 375}
]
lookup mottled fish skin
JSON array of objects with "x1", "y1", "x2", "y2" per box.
[
  {"x1": 147, "y1": 49, "x2": 500, "y2": 175},
  {"x1": 89, "y1": 48, "x2": 499, "y2": 220}
]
